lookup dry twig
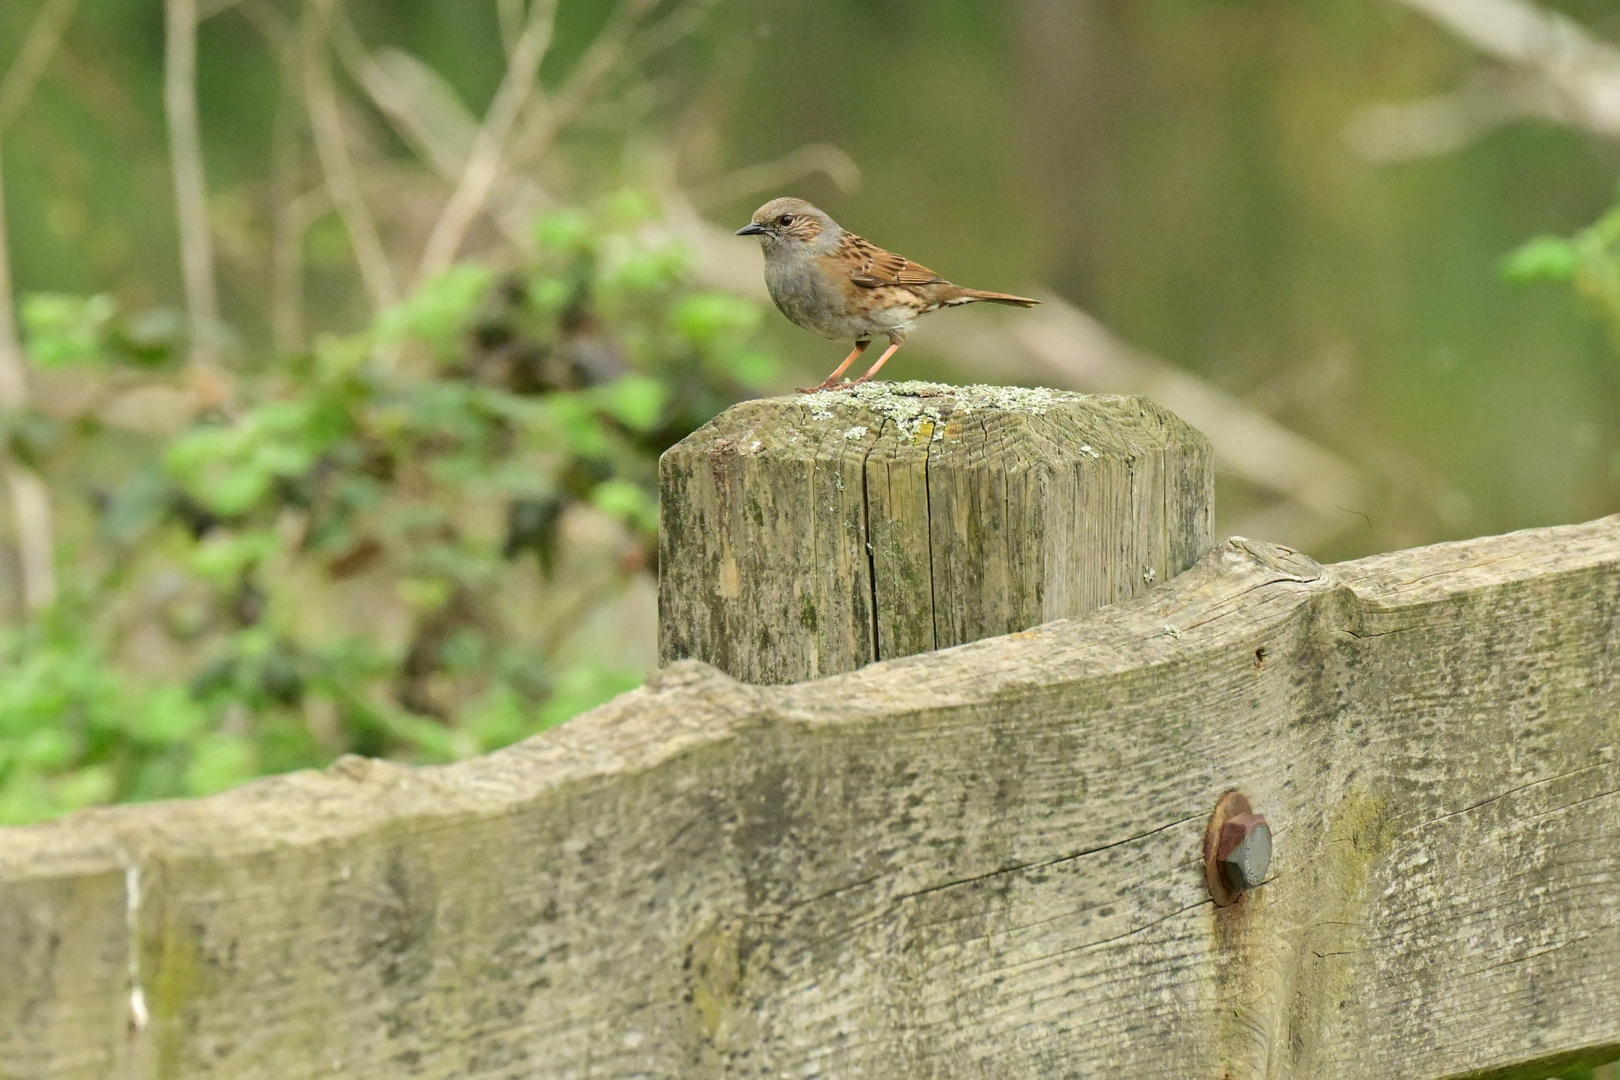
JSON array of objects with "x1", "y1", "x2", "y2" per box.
[
  {"x1": 507, "y1": 0, "x2": 662, "y2": 168},
  {"x1": 165, "y1": 0, "x2": 223, "y2": 368},
  {"x1": 302, "y1": 0, "x2": 399, "y2": 314},
  {"x1": 0, "y1": 0, "x2": 80, "y2": 611},
  {"x1": 687, "y1": 144, "x2": 861, "y2": 209},
  {"x1": 0, "y1": 136, "x2": 55, "y2": 611},
  {"x1": 414, "y1": 0, "x2": 560, "y2": 285},
  {"x1": 198, "y1": 0, "x2": 246, "y2": 19},
  {"x1": 238, "y1": 0, "x2": 311, "y2": 354},
  {"x1": 497, "y1": 0, "x2": 526, "y2": 59},
  {"x1": 1351, "y1": 0, "x2": 1620, "y2": 159},
  {"x1": 331, "y1": 35, "x2": 542, "y2": 252},
  {"x1": 0, "y1": 0, "x2": 80, "y2": 127}
]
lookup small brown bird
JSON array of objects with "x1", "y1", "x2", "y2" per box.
[{"x1": 736, "y1": 197, "x2": 1039, "y2": 392}]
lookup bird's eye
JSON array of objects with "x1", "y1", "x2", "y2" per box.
[{"x1": 777, "y1": 214, "x2": 794, "y2": 226}]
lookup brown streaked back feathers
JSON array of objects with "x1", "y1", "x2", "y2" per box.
[
  {"x1": 835, "y1": 232, "x2": 1037, "y2": 308},
  {"x1": 841, "y1": 234, "x2": 946, "y2": 288}
]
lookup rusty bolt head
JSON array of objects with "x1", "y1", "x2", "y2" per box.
[
  {"x1": 1204, "y1": 791, "x2": 1272, "y2": 906},
  {"x1": 1217, "y1": 813, "x2": 1271, "y2": 893}
]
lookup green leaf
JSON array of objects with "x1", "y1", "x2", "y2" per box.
[
  {"x1": 597, "y1": 375, "x2": 668, "y2": 432},
  {"x1": 190, "y1": 530, "x2": 281, "y2": 585},
  {"x1": 590, "y1": 478, "x2": 658, "y2": 534},
  {"x1": 120, "y1": 306, "x2": 187, "y2": 366},
  {"x1": 543, "y1": 393, "x2": 612, "y2": 457},
  {"x1": 375, "y1": 265, "x2": 495, "y2": 355},
  {"x1": 606, "y1": 189, "x2": 659, "y2": 225},
  {"x1": 535, "y1": 208, "x2": 592, "y2": 254},
  {"x1": 708, "y1": 346, "x2": 780, "y2": 386},
  {"x1": 20, "y1": 293, "x2": 116, "y2": 367},
  {"x1": 52, "y1": 765, "x2": 115, "y2": 811},
  {"x1": 1501, "y1": 235, "x2": 1580, "y2": 284},
  {"x1": 0, "y1": 775, "x2": 60, "y2": 826},
  {"x1": 124, "y1": 685, "x2": 211, "y2": 745},
  {"x1": 527, "y1": 273, "x2": 574, "y2": 315},
  {"x1": 599, "y1": 236, "x2": 691, "y2": 295},
  {"x1": 16, "y1": 727, "x2": 75, "y2": 770},
  {"x1": 535, "y1": 662, "x2": 642, "y2": 731},
  {"x1": 185, "y1": 733, "x2": 257, "y2": 796},
  {"x1": 670, "y1": 292, "x2": 762, "y2": 345},
  {"x1": 464, "y1": 685, "x2": 530, "y2": 752},
  {"x1": 166, "y1": 401, "x2": 329, "y2": 516}
]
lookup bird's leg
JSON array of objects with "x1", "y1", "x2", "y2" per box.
[
  {"x1": 798, "y1": 340, "x2": 871, "y2": 393},
  {"x1": 849, "y1": 340, "x2": 904, "y2": 386}
]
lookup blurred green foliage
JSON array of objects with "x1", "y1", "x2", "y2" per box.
[
  {"x1": 1, "y1": 0, "x2": 1618, "y2": 828},
  {"x1": 1506, "y1": 189, "x2": 1620, "y2": 347},
  {"x1": 0, "y1": 198, "x2": 777, "y2": 824}
]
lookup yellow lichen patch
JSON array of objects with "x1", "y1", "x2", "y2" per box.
[{"x1": 1277, "y1": 787, "x2": 1393, "y2": 1077}]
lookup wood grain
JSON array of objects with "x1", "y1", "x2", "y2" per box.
[
  {"x1": 3, "y1": 517, "x2": 1619, "y2": 1078},
  {"x1": 658, "y1": 383, "x2": 1214, "y2": 683}
]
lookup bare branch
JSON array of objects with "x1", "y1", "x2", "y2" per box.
[
  {"x1": 198, "y1": 0, "x2": 246, "y2": 19},
  {"x1": 329, "y1": 23, "x2": 476, "y2": 180},
  {"x1": 0, "y1": 174, "x2": 24, "y2": 414},
  {"x1": 0, "y1": 139, "x2": 56, "y2": 611},
  {"x1": 621, "y1": 0, "x2": 725, "y2": 70},
  {"x1": 1343, "y1": 68, "x2": 1574, "y2": 162},
  {"x1": 0, "y1": 0, "x2": 80, "y2": 127},
  {"x1": 687, "y1": 144, "x2": 861, "y2": 209},
  {"x1": 3, "y1": 465, "x2": 55, "y2": 612},
  {"x1": 302, "y1": 0, "x2": 398, "y2": 314},
  {"x1": 413, "y1": 0, "x2": 559, "y2": 285},
  {"x1": 165, "y1": 0, "x2": 223, "y2": 368},
  {"x1": 268, "y1": 135, "x2": 309, "y2": 356},
  {"x1": 497, "y1": 0, "x2": 526, "y2": 58},
  {"x1": 507, "y1": 0, "x2": 660, "y2": 167},
  {"x1": 1386, "y1": 0, "x2": 1620, "y2": 141},
  {"x1": 236, "y1": 0, "x2": 309, "y2": 353},
  {"x1": 330, "y1": 34, "x2": 544, "y2": 252}
]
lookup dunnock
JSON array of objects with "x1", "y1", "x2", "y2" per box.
[{"x1": 737, "y1": 197, "x2": 1039, "y2": 392}]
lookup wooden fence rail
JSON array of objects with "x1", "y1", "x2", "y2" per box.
[{"x1": 3, "y1": 389, "x2": 1619, "y2": 1079}]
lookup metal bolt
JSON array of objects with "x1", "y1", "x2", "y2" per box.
[
  {"x1": 1217, "y1": 813, "x2": 1271, "y2": 892},
  {"x1": 1203, "y1": 791, "x2": 1272, "y2": 907}
]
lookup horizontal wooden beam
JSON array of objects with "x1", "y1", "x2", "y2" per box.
[{"x1": 4, "y1": 518, "x2": 1619, "y2": 1078}]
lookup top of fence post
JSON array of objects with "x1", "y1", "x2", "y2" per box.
[{"x1": 657, "y1": 381, "x2": 1213, "y2": 684}]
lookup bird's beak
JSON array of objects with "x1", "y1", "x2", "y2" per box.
[{"x1": 735, "y1": 223, "x2": 768, "y2": 236}]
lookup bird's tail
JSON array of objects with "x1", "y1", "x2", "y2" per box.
[{"x1": 948, "y1": 288, "x2": 1040, "y2": 308}]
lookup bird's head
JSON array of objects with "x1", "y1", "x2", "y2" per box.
[{"x1": 736, "y1": 197, "x2": 837, "y2": 253}]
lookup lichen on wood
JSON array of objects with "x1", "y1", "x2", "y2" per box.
[{"x1": 658, "y1": 382, "x2": 1214, "y2": 683}]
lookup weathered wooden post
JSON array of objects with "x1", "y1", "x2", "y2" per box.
[{"x1": 659, "y1": 382, "x2": 1213, "y2": 682}]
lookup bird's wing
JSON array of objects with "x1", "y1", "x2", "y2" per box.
[{"x1": 838, "y1": 233, "x2": 945, "y2": 288}]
